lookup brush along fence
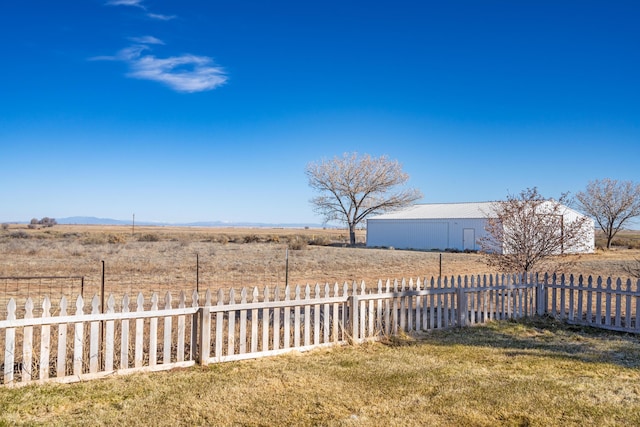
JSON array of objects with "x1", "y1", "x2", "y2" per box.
[{"x1": 1, "y1": 273, "x2": 639, "y2": 387}]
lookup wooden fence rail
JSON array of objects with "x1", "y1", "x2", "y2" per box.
[{"x1": 2, "y1": 273, "x2": 639, "y2": 387}]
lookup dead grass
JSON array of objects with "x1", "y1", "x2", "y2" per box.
[
  {"x1": 1, "y1": 224, "x2": 639, "y2": 308},
  {"x1": 0, "y1": 317, "x2": 638, "y2": 426}
]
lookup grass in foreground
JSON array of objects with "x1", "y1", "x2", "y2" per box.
[{"x1": 1, "y1": 317, "x2": 639, "y2": 426}]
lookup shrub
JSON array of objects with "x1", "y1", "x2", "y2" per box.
[
  {"x1": 81, "y1": 234, "x2": 108, "y2": 245},
  {"x1": 107, "y1": 234, "x2": 127, "y2": 244},
  {"x1": 137, "y1": 233, "x2": 160, "y2": 242},
  {"x1": 10, "y1": 230, "x2": 29, "y2": 239},
  {"x1": 308, "y1": 235, "x2": 332, "y2": 246},
  {"x1": 287, "y1": 235, "x2": 308, "y2": 250},
  {"x1": 1, "y1": 223, "x2": 9, "y2": 231},
  {"x1": 266, "y1": 234, "x2": 281, "y2": 243},
  {"x1": 243, "y1": 234, "x2": 261, "y2": 243}
]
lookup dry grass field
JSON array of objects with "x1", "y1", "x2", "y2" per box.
[{"x1": 1, "y1": 224, "x2": 639, "y2": 307}]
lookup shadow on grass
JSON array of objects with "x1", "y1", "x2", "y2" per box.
[{"x1": 387, "y1": 315, "x2": 640, "y2": 369}]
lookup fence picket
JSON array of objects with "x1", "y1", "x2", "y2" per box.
[
  {"x1": 215, "y1": 289, "x2": 224, "y2": 360},
  {"x1": 3, "y1": 299, "x2": 16, "y2": 385},
  {"x1": 39, "y1": 297, "x2": 51, "y2": 380},
  {"x1": 323, "y1": 284, "x2": 330, "y2": 343},
  {"x1": 190, "y1": 290, "x2": 199, "y2": 361},
  {"x1": 615, "y1": 279, "x2": 622, "y2": 328},
  {"x1": 304, "y1": 285, "x2": 311, "y2": 346},
  {"x1": 577, "y1": 276, "x2": 584, "y2": 322},
  {"x1": 239, "y1": 288, "x2": 248, "y2": 355},
  {"x1": 392, "y1": 279, "x2": 399, "y2": 334},
  {"x1": 121, "y1": 294, "x2": 130, "y2": 369},
  {"x1": 273, "y1": 286, "x2": 281, "y2": 349},
  {"x1": 228, "y1": 288, "x2": 236, "y2": 356},
  {"x1": 262, "y1": 287, "x2": 270, "y2": 352},
  {"x1": 283, "y1": 285, "x2": 290, "y2": 349},
  {"x1": 251, "y1": 287, "x2": 259, "y2": 353},
  {"x1": 21, "y1": 298, "x2": 34, "y2": 383},
  {"x1": 294, "y1": 286, "x2": 302, "y2": 348},
  {"x1": 149, "y1": 293, "x2": 159, "y2": 367},
  {"x1": 605, "y1": 278, "x2": 612, "y2": 326},
  {"x1": 56, "y1": 297, "x2": 68, "y2": 378},
  {"x1": 73, "y1": 296, "x2": 84, "y2": 376},
  {"x1": 625, "y1": 280, "x2": 632, "y2": 329},
  {"x1": 636, "y1": 279, "x2": 640, "y2": 332},
  {"x1": 333, "y1": 283, "x2": 340, "y2": 342},
  {"x1": 105, "y1": 295, "x2": 115, "y2": 372},
  {"x1": 359, "y1": 282, "x2": 366, "y2": 338},
  {"x1": 314, "y1": 284, "x2": 321, "y2": 345},
  {"x1": 134, "y1": 293, "x2": 144, "y2": 368},
  {"x1": 163, "y1": 293, "x2": 172, "y2": 364}
]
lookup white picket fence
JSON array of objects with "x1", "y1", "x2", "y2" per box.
[
  {"x1": 1, "y1": 273, "x2": 639, "y2": 387},
  {"x1": 541, "y1": 274, "x2": 640, "y2": 333}
]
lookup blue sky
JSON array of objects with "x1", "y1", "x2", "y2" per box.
[{"x1": 1, "y1": 1, "x2": 638, "y2": 224}]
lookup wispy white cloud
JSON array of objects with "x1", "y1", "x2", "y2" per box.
[
  {"x1": 147, "y1": 13, "x2": 177, "y2": 21},
  {"x1": 128, "y1": 53, "x2": 227, "y2": 93},
  {"x1": 128, "y1": 35, "x2": 164, "y2": 45},
  {"x1": 92, "y1": 42, "x2": 227, "y2": 93},
  {"x1": 106, "y1": 0, "x2": 145, "y2": 9}
]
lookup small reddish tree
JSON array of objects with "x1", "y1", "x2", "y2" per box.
[{"x1": 480, "y1": 188, "x2": 592, "y2": 274}]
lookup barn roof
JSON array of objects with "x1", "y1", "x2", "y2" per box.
[
  {"x1": 369, "y1": 202, "x2": 497, "y2": 220},
  {"x1": 369, "y1": 201, "x2": 590, "y2": 221}
]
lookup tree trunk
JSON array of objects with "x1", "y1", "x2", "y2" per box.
[{"x1": 349, "y1": 224, "x2": 356, "y2": 246}]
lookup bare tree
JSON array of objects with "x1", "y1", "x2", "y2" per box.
[
  {"x1": 306, "y1": 153, "x2": 422, "y2": 246},
  {"x1": 480, "y1": 188, "x2": 593, "y2": 274},
  {"x1": 574, "y1": 178, "x2": 640, "y2": 249}
]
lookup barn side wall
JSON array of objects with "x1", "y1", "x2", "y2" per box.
[{"x1": 366, "y1": 218, "x2": 488, "y2": 251}]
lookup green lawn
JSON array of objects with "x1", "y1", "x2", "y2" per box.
[{"x1": 1, "y1": 317, "x2": 639, "y2": 426}]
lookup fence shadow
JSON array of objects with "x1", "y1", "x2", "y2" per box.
[{"x1": 405, "y1": 315, "x2": 640, "y2": 369}]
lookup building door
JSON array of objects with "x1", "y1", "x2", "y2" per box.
[{"x1": 463, "y1": 228, "x2": 475, "y2": 251}]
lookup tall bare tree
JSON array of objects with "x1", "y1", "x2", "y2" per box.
[
  {"x1": 306, "y1": 153, "x2": 422, "y2": 246},
  {"x1": 574, "y1": 178, "x2": 640, "y2": 249},
  {"x1": 480, "y1": 188, "x2": 592, "y2": 274}
]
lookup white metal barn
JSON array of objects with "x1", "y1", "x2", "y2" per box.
[{"x1": 366, "y1": 202, "x2": 595, "y2": 253}]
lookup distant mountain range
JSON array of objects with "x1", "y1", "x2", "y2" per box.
[{"x1": 52, "y1": 216, "x2": 329, "y2": 228}]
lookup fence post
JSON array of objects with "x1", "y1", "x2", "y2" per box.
[
  {"x1": 536, "y1": 274, "x2": 545, "y2": 316},
  {"x1": 198, "y1": 306, "x2": 211, "y2": 365},
  {"x1": 349, "y1": 295, "x2": 359, "y2": 343},
  {"x1": 457, "y1": 286, "x2": 466, "y2": 327}
]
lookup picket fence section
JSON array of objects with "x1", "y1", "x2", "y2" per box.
[
  {"x1": 2, "y1": 273, "x2": 639, "y2": 387},
  {"x1": 542, "y1": 274, "x2": 640, "y2": 332}
]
